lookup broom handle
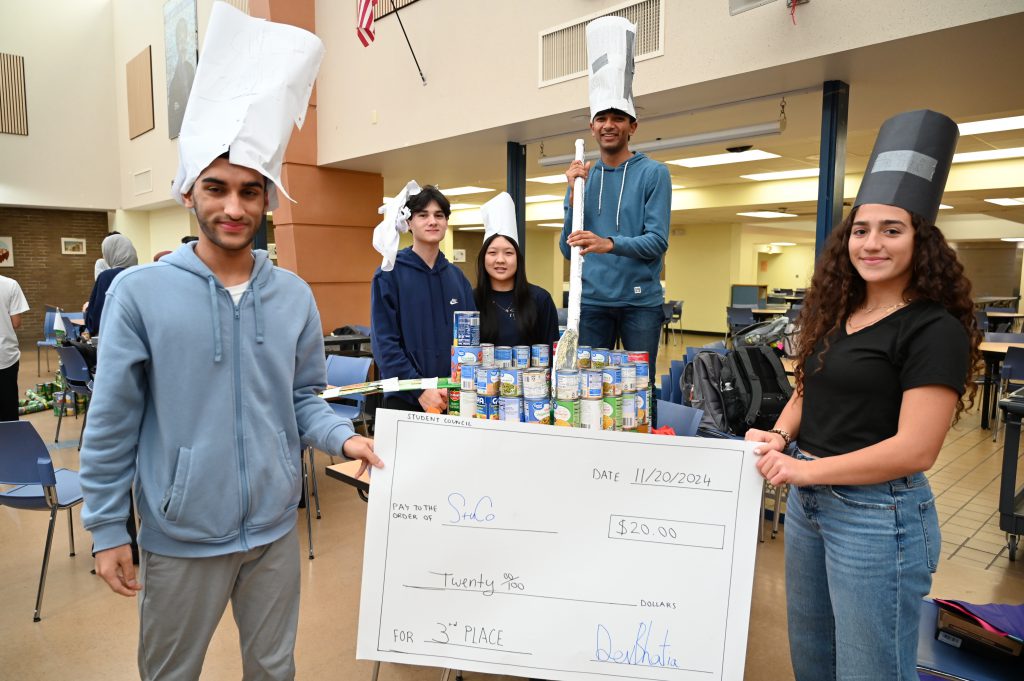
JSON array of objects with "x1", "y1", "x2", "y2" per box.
[{"x1": 566, "y1": 139, "x2": 585, "y2": 330}]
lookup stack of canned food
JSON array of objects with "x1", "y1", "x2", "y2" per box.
[{"x1": 447, "y1": 311, "x2": 651, "y2": 432}]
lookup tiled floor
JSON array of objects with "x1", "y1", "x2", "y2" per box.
[{"x1": 2, "y1": 336, "x2": 1022, "y2": 680}]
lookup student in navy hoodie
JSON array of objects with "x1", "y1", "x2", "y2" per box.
[
  {"x1": 79, "y1": 7, "x2": 381, "y2": 679},
  {"x1": 371, "y1": 184, "x2": 475, "y2": 413},
  {"x1": 560, "y1": 17, "x2": 670, "y2": 370}
]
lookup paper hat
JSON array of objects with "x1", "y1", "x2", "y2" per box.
[
  {"x1": 480, "y1": 192, "x2": 519, "y2": 245},
  {"x1": 372, "y1": 181, "x2": 422, "y2": 272},
  {"x1": 854, "y1": 109, "x2": 959, "y2": 226},
  {"x1": 171, "y1": 3, "x2": 324, "y2": 209},
  {"x1": 587, "y1": 16, "x2": 637, "y2": 121}
]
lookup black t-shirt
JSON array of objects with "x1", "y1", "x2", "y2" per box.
[
  {"x1": 799, "y1": 300, "x2": 969, "y2": 458},
  {"x1": 485, "y1": 284, "x2": 560, "y2": 347}
]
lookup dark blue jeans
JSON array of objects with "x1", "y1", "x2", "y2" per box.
[{"x1": 578, "y1": 304, "x2": 663, "y2": 370}]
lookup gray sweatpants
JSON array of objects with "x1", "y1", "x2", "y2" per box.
[{"x1": 137, "y1": 526, "x2": 300, "y2": 681}]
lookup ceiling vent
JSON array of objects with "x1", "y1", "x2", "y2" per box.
[{"x1": 539, "y1": 0, "x2": 663, "y2": 87}]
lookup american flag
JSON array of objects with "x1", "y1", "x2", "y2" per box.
[{"x1": 356, "y1": 0, "x2": 378, "y2": 47}]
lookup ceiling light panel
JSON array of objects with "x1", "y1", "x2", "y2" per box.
[
  {"x1": 439, "y1": 186, "x2": 494, "y2": 196},
  {"x1": 958, "y1": 116, "x2": 1024, "y2": 136},
  {"x1": 448, "y1": 203, "x2": 480, "y2": 210},
  {"x1": 952, "y1": 147, "x2": 1024, "y2": 164},
  {"x1": 740, "y1": 168, "x2": 819, "y2": 181},
  {"x1": 668, "y1": 149, "x2": 780, "y2": 168},
  {"x1": 524, "y1": 194, "x2": 562, "y2": 203},
  {"x1": 527, "y1": 174, "x2": 569, "y2": 184},
  {"x1": 737, "y1": 210, "x2": 798, "y2": 218}
]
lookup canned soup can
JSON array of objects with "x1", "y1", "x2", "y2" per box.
[
  {"x1": 453, "y1": 311, "x2": 481, "y2": 347},
  {"x1": 530, "y1": 344, "x2": 550, "y2": 368},
  {"x1": 579, "y1": 398, "x2": 603, "y2": 430},
  {"x1": 461, "y1": 390, "x2": 478, "y2": 418},
  {"x1": 460, "y1": 362, "x2": 478, "y2": 392},
  {"x1": 602, "y1": 365, "x2": 622, "y2": 397},
  {"x1": 475, "y1": 365, "x2": 499, "y2": 396},
  {"x1": 556, "y1": 370, "x2": 580, "y2": 400},
  {"x1": 580, "y1": 369, "x2": 603, "y2": 400},
  {"x1": 591, "y1": 348, "x2": 610, "y2": 369},
  {"x1": 494, "y1": 345, "x2": 514, "y2": 367},
  {"x1": 480, "y1": 343, "x2": 495, "y2": 366},
  {"x1": 622, "y1": 391, "x2": 638, "y2": 431},
  {"x1": 514, "y1": 345, "x2": 531, "y2": 369},
  {"x1": 522, "y1": 368, "x2": 549, "y2": 399},
  {"x1": 499, "y1": 368, "x2": 522, "y2": 397},
  {"x1": 524, "y1": 398, "x2": 551, "y2": 425},
  {"x1": 499, "y1": 396, "x2": 523, "y2": 422},
  {"x1": 601, "y1": 395, "x2": 622, "y2": 431},
  {"x1": 636, "y1": 388, "x2": 648, "y2": 425},
  {"x1": 620, "y1": 362, "x2": 637, "y2": 393},
  {"x1": 634, "y1": 361, "x2": 650, "y2": 390},
  {"x1": 553, "y1": 398, "x2": 579, "y2": 427},
  {"x1": 448, "y1": 389, "x2": 461, "y2": 416}
]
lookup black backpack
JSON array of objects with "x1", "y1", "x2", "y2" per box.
[
  {"x1": 682, "y1": 351, "x2": 743, "y2": 432},
  {"x1": 724, "y1": 345, "x2": 793, "y2": 433}
]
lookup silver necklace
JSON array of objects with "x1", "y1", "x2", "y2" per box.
[{"x1": 492, "y1": 298, "x2": 515, "y2": 319}]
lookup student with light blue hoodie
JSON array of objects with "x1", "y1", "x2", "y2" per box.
[
  {"x1": 79, "y1": 6, "x2": 381, "y2": 679},
  {"x1": 560, "y1": 17, "x2": 670, "y2": 371}
]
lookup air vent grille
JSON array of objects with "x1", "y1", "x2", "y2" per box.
[{"x1": 0, "y1": 53, "x2": 28, "y2": 136}]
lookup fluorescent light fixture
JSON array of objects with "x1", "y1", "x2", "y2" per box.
[
  {"x1": 1001, "y1": 237, "x2": 1024, "y2": 242},
  {"x1": 952, "y1": 147, "x2": 1024, "y2": 164},
  {"x1": 671, "y1": 184, "x2": 686, "y2": 189},
  {"x1": 448, "y1": 203, "x2": 480, "y2": 210},
  {"x1": 741, "y1": 168, "x2": 819, "y2": 181},
  {"x1": 985, "y1": 198, "x2": 1024, "y2": 206},
  {"x1": 538, "y1": 119, "x2": 785, "y2": 167},
  {"x1": 527, "y1": 174, "x2": 568, "y2": 184},
  {"x1": 458, "y1": 226, "x2": 485, "y2": 232},
  {"x1": 537, "y1": 222, "x2": 564, "y2": 228},
  {"x1": 670, "y1": 149, "x2": 780, "y2": 168},
  {"x1": 939, "y1": 204, "x2": 953, "y2": 210},
  {"x1": 769, "y1": 242, "x2": 796, "y2": 246},
  {"x1": 958, "y1": 115, "x2": 1024, "y2": 136},
  {"x1": 524, "y1": 194, "x2": 562, "y2": 203},
  {"x1": 737, "y1": 210, "x2": 798, "y2": 218},
  {"x1": 439, "y1": 186, "x2": 493, "y2": 196}
]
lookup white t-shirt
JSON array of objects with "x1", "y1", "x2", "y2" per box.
[
  {"x1": 225, "y1": 281, "x2": 249, "y2": 305},
  {"x1": 0, "y1": 275, "x2": 30, "y2": 370}
]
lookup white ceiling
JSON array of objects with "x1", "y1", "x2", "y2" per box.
[{"x1": 324, "y1": 13, "x2": 1024, "y2": 240}]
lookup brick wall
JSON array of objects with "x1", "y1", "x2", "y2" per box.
[{"x1": 0, "y1": 207, "x2": 110, "y2": 341}]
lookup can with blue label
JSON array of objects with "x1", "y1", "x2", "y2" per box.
[
  {"x1": 476, "y1": 394, "x2": 500, "y2": 420},
  {"x1": 579, "y1": 369, "x2": 604, "y2": 400},
  {"x1": 634, "y1": 361, "x2": 650, "y2": 390},
  {"x1": 530, "y1": 344, "x2": 550, "y2": 368},
  {"x1": 480, "y1": 343, "x2": 495, "y2": 366},
  {"x1": 451, "y1": 346, "x2": 481, "y2": 381},
  {"x1": 494, "y1": 345, "x2": 514, "y2": 368},
  {"x1": 622, "y1": 391, "x2": 638, "y2": 431},
  {"x1": 620, "y1": 362, "x2": 637, "y2": 393},
  {"x1": 460, "y1": 362, "x2": 478, "y2": 392},
  {"x1": 513, "y1": 345, "x2": 531, "y2": 369},
  {"x1": 602, "y1": 365, "x2": 623, "y2": 396},
  {"x1": 524, "y1": 398, "x2": 551, "y2": 424},
  {"x1": 576, "y1": 345, "x2": 592, "y2": 369},
  {"x1": 499, "y1": 396, "x2": 523, "y2": 422},
  {"x1": 522, "y1": 368, "x2": 548, "y2": 399},
  {"x1": 591, "y1": 348, "x2": 610, "y2": 369},
  {"x1": 636, "y1": 388, "x2": 649, "y2": 426},
  {"x1": 453, "y1": 311, "x2": 480, "y2": 346},
  {"x1": 500, "y1": 368, "x2": 522, "y2": 397},
  {"x1": 475, "y1": 365, "x2": 499, "y2": 396}
]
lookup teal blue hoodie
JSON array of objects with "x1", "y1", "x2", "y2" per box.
[
  {"x1": 559, "y1": 151, "x2": 671, "y2": 307},
  {"x1": 80, "y1": 243, "x2": 355, "y2": 557}
]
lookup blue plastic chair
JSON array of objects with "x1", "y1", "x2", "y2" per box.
[
  {"x1": 36, "y1": 308, "x2": 59, "y2": 376},
  {"x1": 659, "y1": 374, "x2": 669, "y2": 403},
  {"x1": 59, "y1": 313, "x2": 81, "y2": 342},
  {"x1": 984, "y1": 332, "x2": 1024, "y2": 343},
  {"x1": 668, "y1": 360, "x2": 685, "y2": 405},
  {"x1": 993, "y1": 345, "x2": 1024, "y2": 442},
  {"x1": 655, "y1": 400, "x2": 703, "y2": 436},
  {"x1": 727, "y1": 306, "x2": 756, "y2": 335},
  {"x1": 975, "y1": 309, "x2": 990, "y2": 333},
  {"x1": 54, "y1": 345, "x2": 93, "y2": 449},
  {"x1": 0, "y1": 421, "x2": 85, "y2": 621},
  {"x1": 986, "y1": 306, "x2": 1017, "y2": 332}
]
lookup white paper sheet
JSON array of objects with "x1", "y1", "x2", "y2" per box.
[{"x1": 358, "y1": 410, "x2": 762, "y2": 681}]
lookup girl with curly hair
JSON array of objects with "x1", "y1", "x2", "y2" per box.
[{"x1": 746, "y1": 110, "x2": 982, "y2": 680}]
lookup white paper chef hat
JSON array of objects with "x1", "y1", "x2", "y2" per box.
[
  {"x1": 372, "y1": 180, "x2": 422, "y2": 272},
  {"x1": 480, "y1": 192, "x2": 519, "y2": 246},
  {"x1": 587, "y1": 16, "x2": 637, "y2": 121},
  {"x1": 171, "y1": 2, "x2": 324, "y2": 209}
]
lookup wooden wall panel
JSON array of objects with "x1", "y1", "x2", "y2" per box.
[
  {"x1": 0, "y1": 53, "x2": 29, "y2": 136},
  {"x1": 126, "y1": 46, "x2": 154, "y2": 140}
]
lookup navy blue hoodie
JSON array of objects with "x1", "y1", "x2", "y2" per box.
[{"x1": 371, "y1": 247, "x2": 475, "y2": 405}]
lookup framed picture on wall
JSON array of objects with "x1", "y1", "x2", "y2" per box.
[
  {"x1": 163, "y1": 0, "x2": 198, "y2": 140},
  {"x1": 61, "y1": 238, "x2": 87, "y2": 255},
  {"x1": 0, "y1": 236, "x2": 12, "y2": 267}
]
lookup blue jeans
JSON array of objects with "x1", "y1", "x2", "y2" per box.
[
  {"x1": 579, "y1": 304, "x2": 663, "y2": 370},
  {"x1": 784, "y1": 455, "x2": 940, "y2": 681}
]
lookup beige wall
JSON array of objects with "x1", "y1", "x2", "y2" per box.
[
  {"x1": 526, "y1": 229, "x2": 563, "y2": 304},
  {"x1": 664, "y1": 224, "x2": 738, "y2": 334},
  {"x1": 314, "y1": 0, "x2": 1022, "y2": 164},
  {"x1": 758, "y1": 244, "x2": 815, "y2": 291},
  {"x1": 0, "y1": 0, "x2": 119, "y2": 210}
]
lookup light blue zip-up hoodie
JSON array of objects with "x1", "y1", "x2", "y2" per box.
[
  {"x1": 80, "y1": 243, "x2": 355, "y2": 558},
  {"x1": 559, "y1": 151, "x2": 671, "y2": 308}
]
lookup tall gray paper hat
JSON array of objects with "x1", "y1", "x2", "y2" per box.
[
  {"x1": 587, "y1": 16, "x2": 637, "y2": 121},
  {"x1": 171, "y1": 3, "x2": 324, "y2": 209},
  {"x1": 853, "y1": 109, "x2": 959, "y2": 226}
]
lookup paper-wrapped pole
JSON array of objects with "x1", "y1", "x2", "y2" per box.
[{"x1": 553, "y1": 139, "x2": 586, "y2": 372}]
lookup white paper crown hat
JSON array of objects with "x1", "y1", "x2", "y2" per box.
[
  {"x1": 170, "y1": 2, "x2": 324, "y2": 209},
  {"x1": 372, "y1": 181, "x2": 422, "y2": 272},
  {"x1": 480, "y1": 192, "x2": 518, "y2": 245},
  {"x1": 586, "y1": 16, "x2": 637, "y2": 121}
]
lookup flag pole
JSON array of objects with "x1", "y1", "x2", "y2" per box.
[{"x1": 389, "y1": 0, "x2": 426, "y2": 86}]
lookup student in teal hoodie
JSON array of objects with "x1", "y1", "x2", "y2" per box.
[
  {"x1": 560, "y1": 108, "x2": 671, "y2": 370},
  {"x1": 79, "y1": 8, "x2": 381, "y2": 678}
]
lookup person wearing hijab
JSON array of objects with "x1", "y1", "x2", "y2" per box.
[
  {"x1": 84, "y1": 233, "x2": 139, "y2": 335},
  {"x1": 93, "y1": 230, "x2": 121, "y2": 280},
  {"x1": 560, "y1": 17, "x2": 670, "y2": 370},
  {"x1": 474, "y1": 193, "x2": 559, "y2": 347}
]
